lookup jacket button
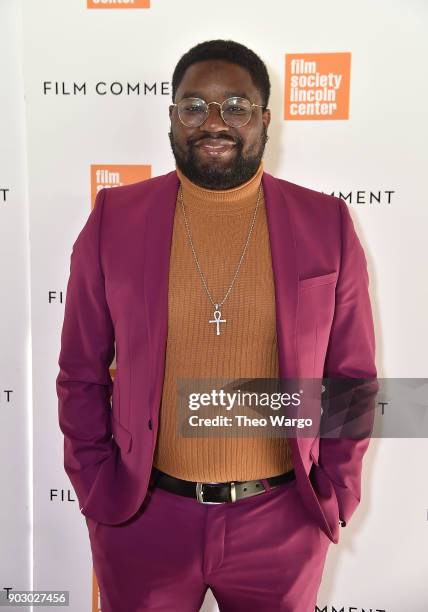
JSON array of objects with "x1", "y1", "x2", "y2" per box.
[{"x1": 148, "y1": 418, "x2": 153, "y2": 430}]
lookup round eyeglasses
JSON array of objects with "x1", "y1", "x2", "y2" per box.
[{"x1": 170, "y1": 96, "x2": 265, "y2": 128}]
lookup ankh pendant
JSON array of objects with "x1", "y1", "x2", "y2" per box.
[{"x1": 209, "y1": 303, "x2": 226, "y2": 336}]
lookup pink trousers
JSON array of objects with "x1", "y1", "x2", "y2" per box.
[{"x1": 85, "y1": 472, "x2": 331, "y2": 611}]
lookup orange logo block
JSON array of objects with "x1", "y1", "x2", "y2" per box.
[
  {"x1": 87, "y1": 0, "x2": 150, "y2": 9},
  {"x1": 91, "y1": 164, "x2": 151, "y2": 207},
  {"x1": 284, "y1": 52, "x2": 351, "y2": 120}
]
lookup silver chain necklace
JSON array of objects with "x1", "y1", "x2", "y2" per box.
[{"x1": 179, "y1": 182, "x2": 262, "y2": 336}]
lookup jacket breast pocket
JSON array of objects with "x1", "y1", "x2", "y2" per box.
[
  {"x1": 297, "y1": 272, "x2": 338, "y2": 377},
  {"x1": 298, "y1": 271, "x2": 338, "y2": 290},
  {"x1": 298, "y1": 271, "x2": 337, "y2": 327}
]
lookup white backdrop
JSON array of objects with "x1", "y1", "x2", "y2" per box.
[{"x1": 1, "y1": 0, "x2": 428, "y2": 610}]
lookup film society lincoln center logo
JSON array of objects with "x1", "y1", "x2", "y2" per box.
[
  {"x1": 90, "y1": 164, "x2": 151, "y2": 205},
  {"x1": 87, "y1": 0, "x2": 150, "y2": 8},
  {"x1": 284, "y1": 52, "x2": 351, "y2": 120}
]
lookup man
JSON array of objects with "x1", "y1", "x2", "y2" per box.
[{"x1": 56, "y1": 39, "x2": 377, "y2": 611}]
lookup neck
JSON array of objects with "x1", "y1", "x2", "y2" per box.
[{"x1": 175, "y1": 161, "x2": 264, "y2": 214}]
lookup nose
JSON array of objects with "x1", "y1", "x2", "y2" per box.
[{"x1": 202, "y1": 102, "x2": 229, "y2": 132}]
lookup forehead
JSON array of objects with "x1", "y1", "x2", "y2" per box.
[{"x1": 176, "y1": 59, "x2": 260, "y2": 102}]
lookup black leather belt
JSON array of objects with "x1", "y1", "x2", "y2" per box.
[{"x1": 152, "y1": 467, "x2": 296, "y2": 504}]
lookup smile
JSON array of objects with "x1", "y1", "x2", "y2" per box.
[{"x1": 194, "y1": 139, "x2": 236, "y2": 156}]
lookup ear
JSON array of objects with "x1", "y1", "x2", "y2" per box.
[{"x1": 262, "y1": 107, "x2": 271, "y2": 129}]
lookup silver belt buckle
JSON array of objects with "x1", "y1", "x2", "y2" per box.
[{"x1": 195, "y1": 481, "x2": 237, "y2": 504}]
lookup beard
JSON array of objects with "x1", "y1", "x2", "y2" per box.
[{"x1": 168, "y1": 125, "x2": 268, "y2": 190}]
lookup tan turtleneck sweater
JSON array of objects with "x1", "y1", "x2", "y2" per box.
[{"x1": 152, "y1": 160, "x2": 294, "y2": 481}]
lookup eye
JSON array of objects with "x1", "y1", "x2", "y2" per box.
[
  {"x1": 224, "y1": 98, "x2": 251, "y2": 115},
  {"x1": 225, "y1": 104, "x2": 247, "y2": 114},
  {"x1": 184, "y1": 104, "x2": 202, "y2": 112}
]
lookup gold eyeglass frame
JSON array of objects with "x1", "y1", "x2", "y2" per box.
[{"x1": 170, "y1": 96, "x2": 265, "y2": 128}]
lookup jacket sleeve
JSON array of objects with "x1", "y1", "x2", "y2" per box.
[
  {"x1": 56, "y1": 188, "x2": 116, "y2": 512},
  {"x1": 320, "y1": 197, "x2": 378, "y2": 528}
]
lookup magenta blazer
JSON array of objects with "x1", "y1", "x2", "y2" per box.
[{"x1": 56, "y1": 169, "x2": 377, "y2": 544}]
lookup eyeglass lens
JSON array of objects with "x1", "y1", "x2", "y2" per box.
[{"x1": 177, "y1": 97, "x2": 253, "y2": 127}]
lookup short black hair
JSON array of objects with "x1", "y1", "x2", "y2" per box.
[{"x1": 171, "y1": 39, "x2": 271, "y2": 109}]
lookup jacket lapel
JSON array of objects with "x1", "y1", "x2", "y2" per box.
[
  {"x1": 262, "y1": 172, "x2": 307, "y2": 465},
  {"x1": 261, "y1": 172, "x2": 299, "y2": 378},
  {"x1": 141, "y1": 171, "x2": 179, "y2": 415}
]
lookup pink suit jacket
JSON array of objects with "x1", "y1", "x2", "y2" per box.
[{"x1": 56, "y1": 168, "x2": 377, "y2": 544}]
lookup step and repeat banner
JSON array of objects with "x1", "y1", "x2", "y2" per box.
[{"x1": 1, "y1": 0, "x2": 427, "y2": 610}]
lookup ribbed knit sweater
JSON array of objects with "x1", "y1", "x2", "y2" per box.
[{"x1": 152, "y1": 160, "x2": 294, "y2": 481}]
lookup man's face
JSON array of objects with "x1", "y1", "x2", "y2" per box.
[{"x1": 168, "y1": 59, "x2": 271, "y2": 190}]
